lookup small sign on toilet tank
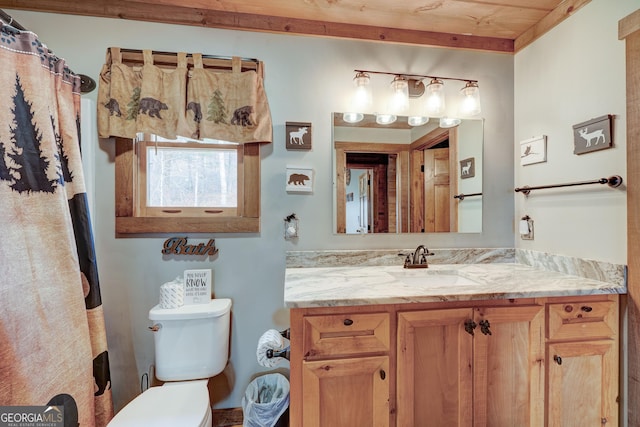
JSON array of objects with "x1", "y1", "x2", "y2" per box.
[{"x1": 183, "y1": 269, "x2": 212, "y2": 305}]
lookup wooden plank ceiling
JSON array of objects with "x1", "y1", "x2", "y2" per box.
[{"x1": 0, "y1": 0, "x2": 591, "y2": 53}]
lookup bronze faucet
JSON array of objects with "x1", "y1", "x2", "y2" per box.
[{"x1": 403, "y1": 245, "x2": 435, "y2": 268}]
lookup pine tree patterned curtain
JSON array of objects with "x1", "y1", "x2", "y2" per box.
[
  {"x1": 97, "y1": 47, "x2": 273, "y2": 143},
  {"x1": 0, "y1": 23, "x2": 114, "y2": 426}
]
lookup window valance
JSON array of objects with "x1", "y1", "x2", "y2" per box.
[{"x1": 97, "y1": 47, "x2": 272, "y2": 144}]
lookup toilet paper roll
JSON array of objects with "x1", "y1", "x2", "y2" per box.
[
  {"x1": 159, "y1": 280, "x2": 184, "y2": 309},
  {"x1": 519, "y1": 219, "x2": 530, "y2": 235},
  {"x1": 256, "y1": 329, "x2": 290, "y2": 368}
]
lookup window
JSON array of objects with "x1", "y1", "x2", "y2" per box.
[
  {"x1": 115, "y1": 135, "x2": 260, "y2": 235},
  {"x1": 140, "y1": 137, "x2": 239, "y2": 216}
]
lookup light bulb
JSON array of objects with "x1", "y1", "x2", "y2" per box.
[
  {"x1": 351, "y1": 72, "x2": 372, "y2": 111},
  {"x1": 459, "y1": 81, "x2": 481, "y2": 116},
  {"x1": 439, "y1": 117, "x2": 461, "y2": 128},
  {"x1": 424, "y1": 78, "x2": 445, "y2": 117},
  {"x1": 388, "y1": 76, "x2": 409, "y2": 114},
  {"x1": 376, "y1": 113, "x2": 397, "y2": 125},
  {"x1": 408, "y1": 116, "x2": 429, "y2": 126},
  {"x1": 343, "y1": 112, "x2": 364, "y2": 123}
]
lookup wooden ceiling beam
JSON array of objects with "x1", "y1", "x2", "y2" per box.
[
  {"x1": 0, "y1": 0, "x2": 514, "y2": 53},
  {"x1": 514, "y1": 0, "x2": 591, "y2": 52}
]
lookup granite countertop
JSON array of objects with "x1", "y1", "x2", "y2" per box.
[{"x1": 284, "y1": 261, "x2": 626, "y2": 308}]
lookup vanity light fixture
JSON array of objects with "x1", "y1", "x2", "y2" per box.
[
  {"x1": 389, "y1": 75, "x2": 410, "y2": 114},
  {"x1": 342, "y1": 71, "x2": 372, "y2": 123},
  {"x1": 375, "y1": 75, "x2": 408, "y2": 125},
  {"x1": 424, "y1": 78, "x2": 446, "y2": 117},
  {"x1": 347, "y1": 69, "x2": 481, "y2": 126},
  {"x1": 459, "y1": 81, "x2": 481, "y2": 116}
]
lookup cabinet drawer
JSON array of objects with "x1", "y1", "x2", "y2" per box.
[
  {"x1": 302, "y1": 312, "x2": 390, "y2": 359},
  {"x1": 547, "y1": 300, "x2": 616, "y2": 340}
]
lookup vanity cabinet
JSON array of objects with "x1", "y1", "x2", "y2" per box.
[
  {"x1": 545, "y1": 296, "x2": 619, "y2": 426},
  {"x1": 397, "y1": 303, "x2": 544, "y2": 427},
  {"x1": 291, "y1": 309, "x2": 392, "y2": 427},
  {"x1": 288, "y1": 295, "x2": 619, "y2": 427}
]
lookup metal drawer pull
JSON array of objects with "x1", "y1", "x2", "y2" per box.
[
  {"x1": 343, "y1": 318, "x2": 354, "y2": 326},
  {"x1": 581, "y1": 306, "x2": 593, "y2": 312},
  {"x1": 554, "y1": 355, "x2": 562, "y2": 365},
  {"x1": 479, "y1": 319, "x2": 492, "y2": 336},
  {"x1": 464, "y1": 319, "x2": 477, "y2": 336},
  {"x1": 380, "y1": 369, "x2": 386, "y2": 380}
]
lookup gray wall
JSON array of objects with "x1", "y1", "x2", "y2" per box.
[
  {"x1": 9, "y1": 9, "x2": 514, "y2": 411},
  {"x1": 514, "y1": 0, "x2": 637, "y2": 264}
]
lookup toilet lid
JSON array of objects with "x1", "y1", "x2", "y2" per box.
[{"x1": 108, "y1": 381, "x2": 210, "y2": 427}]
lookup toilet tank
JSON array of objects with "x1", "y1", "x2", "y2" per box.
[{"x1": 149, "y1": 298, "x2": 232, "y2": 381}]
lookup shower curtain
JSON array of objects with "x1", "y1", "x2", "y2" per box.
[{"x1": 0, "y1": 23, "x2": 113, "y2": 427}]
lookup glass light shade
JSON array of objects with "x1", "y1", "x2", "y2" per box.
[
  {"x1": 407, "y1": 94, "x2": 429, "y2": 127},
  {"x1": 342, "y1": 112, "x2": 364, "y2": 123},
  {"x1": 424, "y1": 78, "x2": 446, "y2": 117},
  {"x1": 388, "y1": 76, "x2": 409, "y2": 114},
  {"x1": 439, "y1": 117, "x2": 462, "y2": 128},
  {"x1": 408, "y1": 116, "x2": 429, "y2": 126},
  {"x1": 376, "y1": 113, "x2": 397, "y2": 125},
  {"x1": 459, "y1": 81, "x2": 481, "y2": 116},
  {"x1": 350, "y1": 72, "x2": 372, "y2": 111}
]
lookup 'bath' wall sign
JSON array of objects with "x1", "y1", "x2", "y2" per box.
[{"x1": 162, "y1": 237, "x2": 218, "y2": 256}]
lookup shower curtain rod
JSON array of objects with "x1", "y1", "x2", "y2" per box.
[
  {"x1": 0, "y1": 9, "x2": 27, "y2": 30},
  {"x1": 0, "y1": 9, "x2": 96, "y2": 93}
]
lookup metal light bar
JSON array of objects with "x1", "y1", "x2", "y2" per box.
[{"x1": 353, "y1": 69, "x2": 478, "y2": 84}]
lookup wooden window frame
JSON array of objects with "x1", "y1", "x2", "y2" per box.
[{"x1": 115, "y1": 137, "x2": 260, "y2": 235}]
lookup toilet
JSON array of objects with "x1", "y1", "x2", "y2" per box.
[{"x1": 108, "y1": 298, "x2": 232, "y2": 427}]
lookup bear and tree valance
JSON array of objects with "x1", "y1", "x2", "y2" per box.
[{"x1": 97, "y1": 47, "x2": 272, "y2": 144}]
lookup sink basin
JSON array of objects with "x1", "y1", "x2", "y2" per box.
[{"x1": 387, "y1": 269, "x2": 481, "y2": 287}]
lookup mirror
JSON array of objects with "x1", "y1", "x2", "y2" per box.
[{"x1": 333, "y1": 113, "x2": 483, "y2": 234}]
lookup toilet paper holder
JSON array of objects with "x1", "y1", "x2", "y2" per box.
[
  {"x1": 266, "y1": 348, "x2": 290, "y2": 360},
  {"x1": 265, "y1": 328, "x2": 290, "y2": 361}
]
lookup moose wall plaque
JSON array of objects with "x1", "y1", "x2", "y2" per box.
[
  {"x1": 572, "y1": 115, "x2": 613, "y2": 155},
  {"x1": 286, "y1": 121, "x2": 312, "y2": 150}
]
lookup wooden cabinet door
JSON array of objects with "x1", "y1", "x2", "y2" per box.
[
  {"x1": 301, "y1": 355, "x2": 390, "y2": 427},
  {"x1": 472, "y1": 306, "x2": 545, "y2": 427},
  {"x1": 397, "y1": 308, "x2": 474, "y2": 427},
  {"x1": 397, "y1": 305, "x2": 544, "y2": 427},
  {"x1": 547, "y1": 340, "x2": 618, "y2": 427}
]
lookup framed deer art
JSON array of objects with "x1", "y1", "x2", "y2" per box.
[{"x1": 572, "y1": 114, "x2": 613, "y2": 155}]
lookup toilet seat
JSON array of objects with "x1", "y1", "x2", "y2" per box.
[{"x1": 108, "y1": 380, "x2": 212, "y2": 427}]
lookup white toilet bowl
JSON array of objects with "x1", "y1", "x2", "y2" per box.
[
  {"x1": 108, "y1": 380, "x2": 212, "y2": 427},
  {"x1": 107, "y1": 299, "x2": 231, "y2": 427}
]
